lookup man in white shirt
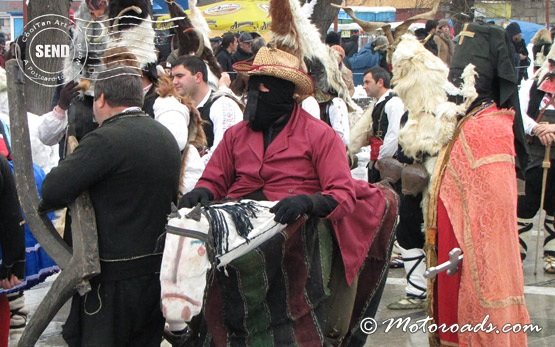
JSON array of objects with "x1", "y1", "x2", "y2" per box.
[
  {"x1": 518, "y1": 68, "x2": 555, "y2": 271},
  {"x1": 362, "y1": 66, "x2": 405, "y2": 182},
  {"x1": 171, "y1": 56, "x2": 243, "y2": 164}
]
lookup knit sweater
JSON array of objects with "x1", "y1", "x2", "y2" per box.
[{"x1": 41, "y1": 111, "x2": 180, "y2": 280}]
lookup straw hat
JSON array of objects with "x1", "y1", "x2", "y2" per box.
[{"x1": 233, "y1": 47, "x2": 314, "y2": 95}]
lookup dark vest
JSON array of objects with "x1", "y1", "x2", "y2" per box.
[
  {"x1": 197, "y1": 92, "x2": 223, "y2": 148},
  {"x1": 371, "y1": 93, "x2": 395, "y2": 140},
  {"x1": 318, "y1": 99, "x2": 333, "y2": 126}
]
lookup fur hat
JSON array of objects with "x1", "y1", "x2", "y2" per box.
[
  {"x1": 233, "y1": 47, "x2": 313, "y2": 95},
  {"x1": 269, "y1": 0, "x2": 358, "y2": 109},
  {"x1": 167, "y1": 0, "x2": 221, "y2": 85},
  {"x1": 372, "y1": 35, "x2": 389, "y2": 51},
  {"x1": 105, "y1": 0, "x2": 157, "y2": 69}
]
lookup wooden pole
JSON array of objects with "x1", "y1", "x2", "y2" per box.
[
  {"x1": 547, "y1": 0, "x2": 550, "y2": 28},
  {"x1": 7, "y1": 58, "x2": 101, "y2": 346},
  {"x1": 6, "y1": 61, "x2": 71, "y2": 268},
  {"x1": 22, "y1": 0, "x2": 27, "y2": 24}
]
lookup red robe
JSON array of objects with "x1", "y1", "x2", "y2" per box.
[
  {"x1": 429, "y1": 104, "x2": 530, "y2": 346},
  {"x1": 196, "y1": 105, "x2": 386, "y2": 284}
]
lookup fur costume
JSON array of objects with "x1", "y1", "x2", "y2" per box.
[
  {"x1": 391, "y1": 34, "x2": 475, "y2": 161},
  {"x1": 270, "y1": 0, "x2": 360, "y2": 114},
  {"x1": 388, "y1": 33, "x2": 479, "y2": 239},
  {"x1": 106, "y1": 0, "x2": 157, "y2": 70},
  {"x1": 392, "y1": 28, "x2": 530, "y2": 347}
]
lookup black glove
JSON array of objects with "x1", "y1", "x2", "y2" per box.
[
  {"x1": 57, "y1": 81, "x2": 80, "y2": 110},
  {"x1": 270, "y1": 195, "x2": 313, "y2": 225},
  {"x1": 163, "y1": 326, "x2": 193, "y2": 347},
  {"x1": 178, "y1": 187, "x2": 213, "y2": 208}
]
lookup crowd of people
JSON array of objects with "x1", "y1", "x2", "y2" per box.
[{"x1": 2, "y1": 0, "x2": 555, "y2": 346}]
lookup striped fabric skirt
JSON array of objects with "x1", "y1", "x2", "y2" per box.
[{"x1": 191, "y1": 185, "x2": 398, "y2": 347}]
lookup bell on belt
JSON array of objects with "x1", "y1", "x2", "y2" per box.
[
  {"x1": 401, "y1": 163, "x2": 429, "y2": 196},
  {"x1": 377, "y1": 157, "x2": 403, "y2": 184}
]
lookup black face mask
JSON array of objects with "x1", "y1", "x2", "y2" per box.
[{"x1": 245, "y1": 76, "x2": 295, "y2": 132}]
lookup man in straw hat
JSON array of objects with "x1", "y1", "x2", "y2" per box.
[{"x1": 176, "y1": 46, "x2": 397, "y2": 346}]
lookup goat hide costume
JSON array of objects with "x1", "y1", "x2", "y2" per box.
[{"x1": 392, "y1": 28, "x2": 530, "y2": 347}]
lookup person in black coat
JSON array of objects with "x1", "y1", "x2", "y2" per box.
[
  {"x1": 0, "y1": 155, "x2": 25, "y2": 289},
  {"x1": 0, "y1": 155, "x2": 25, "y2": 346},
  {"x1": 232, "y1": 32, "x2": 254, "y2": 63},
  {"x1": 39, "y1": 67, "x2": 181, "y2": 347},
  {"x1": 216, "y1": 32, "x2": 238, "y2": 75},
  {"x1": 506, "y1": 22, "x2": 530, "y2": 84}
]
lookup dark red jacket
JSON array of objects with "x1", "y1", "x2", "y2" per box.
[{"x1": 197, "y1": 105, "x2": 386, "y2": 284}]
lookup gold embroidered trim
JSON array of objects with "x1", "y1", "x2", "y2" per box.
[
  {"x1": 439, "y1": 339, "x2": 460, "y2": 347},
  {"x1": 458, "y1": 129, "x2": 515, "y2": 169}
]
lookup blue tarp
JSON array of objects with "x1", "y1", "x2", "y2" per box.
[{"x1": 152, "y1": 0, "x2": 189, "y2": 15}]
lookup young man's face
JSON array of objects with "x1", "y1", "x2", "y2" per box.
[
  {"x1": 229, "y1": 38, "x2": 239, "y2": 54},
  {"x1": 363, "y1": 72, "x2": 382, "y2": 98},
  {"x1": 171, "y1": 65, "x2": 199, "y2": 97}
]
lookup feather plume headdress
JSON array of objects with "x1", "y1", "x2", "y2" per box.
[
  {"x1": 64, "y1": 0, "x2": 157, "y2": 94},
  {"x1": 106, "y1": 0, "x2": 157, "y2": 69}
]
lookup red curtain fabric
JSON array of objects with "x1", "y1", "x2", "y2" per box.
[{"x1": 0, "y1": 294, "x2": 9, "y2": 347}]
